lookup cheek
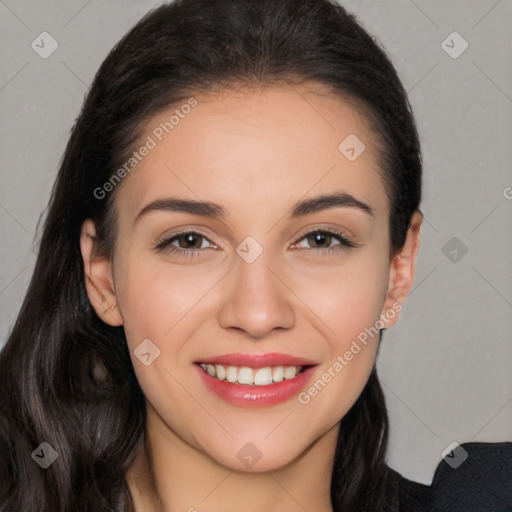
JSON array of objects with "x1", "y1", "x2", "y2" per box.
[
  {"x1": 293, "y1": 250, "x2": 389, "y2": 347},
  {"x1": 114, "y1": 252, "x2": 214, "y2": 347},
  {"x1": 112, "y1": 254, "x2": 209, "y2": 418},
  {"x1": 292, "y1": 252, "x2": 388, "y2": 417}
]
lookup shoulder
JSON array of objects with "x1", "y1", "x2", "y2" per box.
[
  {"x1": 390, "y1": 441, "x2": 512, "y2": 512},
  {"x1": 429, "y1": 441, "x2": 512, "y2": 511}
]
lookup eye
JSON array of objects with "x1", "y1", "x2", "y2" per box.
[
  {"x1": 291, "y1": 229, "x2": 357, "y2": 253},
  {"x1": 154, "y1": 228, "x2": 357, "y2": 259},
  {"x1": 154, "y1": 231, "x2": 216, "y2": 258}
]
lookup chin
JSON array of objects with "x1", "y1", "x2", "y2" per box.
[
  {"x1": 223, "y1": 448, "x2": 301, "y2": 473},
  {"x1": 202, "y1": 436, "x2": 307, "y2": 473}
]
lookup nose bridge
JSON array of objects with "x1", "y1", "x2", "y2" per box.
[{"x1": 218, "y1": 242, "x2": 295, "y2": 338}]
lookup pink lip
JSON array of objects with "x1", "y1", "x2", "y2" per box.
[
  {"x1": 194, "y1": 352, "x2": 317, "y2": 368},
  {"x1": 195, "y1": 364, "x2": 317, "y2": 408}
]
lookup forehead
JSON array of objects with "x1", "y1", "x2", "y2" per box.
[{"x1": 115, "y1": 82, "x2": 389, "y2": 224}]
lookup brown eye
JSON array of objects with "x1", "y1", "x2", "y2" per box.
[
  {"x1": 293, "y1": 229, "x2": 356, "y2": 251},
  {"x1": 173, "y1": 233, "x2": 207, "y2": 250},
  {"x1": 154, "y1": 230, "x2": 216, "y2": 258},
  {"x1": 305, "y1": 232, "x2": 335, "y2": 249}
]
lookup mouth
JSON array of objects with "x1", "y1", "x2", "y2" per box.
[
  {"x1": 197, "y1": 363, "x2": 307, "y2": 386},
  {"x1": 194, "y1": 353, "x2": 317, "y2": 407}
]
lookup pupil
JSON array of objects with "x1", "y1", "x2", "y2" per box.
[
  {"x1": 310, "y1": 232, "x2": 329, "y2": 248},
  {"x1": 182, "y1": 234, "x2": 200, "y2": 249}
]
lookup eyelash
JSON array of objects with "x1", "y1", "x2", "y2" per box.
[{"x1": 154, "y1": 229, "x2": 358, "y2": 259}]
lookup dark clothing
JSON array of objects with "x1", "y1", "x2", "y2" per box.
[{"x1": 392, "y1": 442, "x2": 512, "y2": 511}]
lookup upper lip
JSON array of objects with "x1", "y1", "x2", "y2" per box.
[{"x1": 195, "y1": 352, "x2": 317, "y2": 368}]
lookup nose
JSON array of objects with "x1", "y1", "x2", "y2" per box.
[{"x1": 218, "y1": 254, "x2": 296, "y2": 340}]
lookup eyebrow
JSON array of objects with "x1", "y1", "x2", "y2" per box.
[{"x1": 134, "y1": 191, "x2": 374, "y2": 223}]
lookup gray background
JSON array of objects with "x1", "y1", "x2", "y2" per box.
[{"x1": 0, "y1": 0, "x2": 511, "y2": 485}]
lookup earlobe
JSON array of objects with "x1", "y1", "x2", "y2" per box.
[
  {"x1": 80, "y1": 219, "x2": 124, "y2": 326},
  {"x1": 380, "y1": 210, "x2": 423, "y2": 329}
]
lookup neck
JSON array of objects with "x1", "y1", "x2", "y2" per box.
[{"x1": 125, "y1": 401, "x2": 337, "y2": 512}]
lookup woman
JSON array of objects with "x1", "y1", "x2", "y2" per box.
[{"x1": 0, "y1": 0, "x2": 510, "y2": 510}]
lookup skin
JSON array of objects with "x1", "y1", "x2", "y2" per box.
[{"x1": 80, "y1": 81, "x2": 422, "y2": 512}]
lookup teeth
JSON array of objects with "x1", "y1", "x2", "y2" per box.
[
  {"x1": 254, "y1": 367, "x2": 273, "y2": 386},
  {"x1": 238, "y1": 367, "x2": 253, "y2": 385},
  {"x1": 284, "y1": 366, "x2": 297, "y2": 380},
  {"x1": 215, "y1": 364, "x2": 226, "y2": 380},
  {"x1": 272, "y1": 366, "x2": 284, "y2": 383},
  {"x1": 226, "y1": 366, "x2": 238, "y2": 383},
  {"x1": 199, "y1": 363, "x2": 303, "y2": 385}
]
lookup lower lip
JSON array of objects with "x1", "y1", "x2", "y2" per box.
[{"x1": 196, "y1": 365, "x2": 316, "y2": 407}]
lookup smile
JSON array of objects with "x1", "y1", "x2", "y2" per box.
[
  {"x1": 198, "y1": 363, "x2": 304, "y2": 385},
  {"x1": 194, "y1": 353, "x2": 317, "y2": 407}
]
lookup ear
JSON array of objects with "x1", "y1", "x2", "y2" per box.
[
  {"x1": 379, "y1": 210, "x2": 422, "y2": 328},
  {"x1": 80, "y1": 219, "x2": 124, "y2": 326}
]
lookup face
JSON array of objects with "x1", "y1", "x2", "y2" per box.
[{"x1": 81, "y1": 82, "x2": 420, "y2": 473}]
